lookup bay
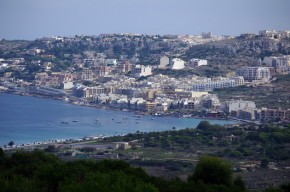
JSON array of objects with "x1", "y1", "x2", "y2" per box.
[{"x1": 0, "y1": 93, "x2": 236, "y2": 146}]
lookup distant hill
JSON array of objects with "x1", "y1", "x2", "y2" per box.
[{"x1": 183, "y1": 36, "x2": 290, "y2": 66}]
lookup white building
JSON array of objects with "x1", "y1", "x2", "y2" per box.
[
  {"x1": 226, "y1": 99, "x2": 256, "y2": 113},
  {"x1": 189, "y1": 58, "x2": 208, "y2": 67},
  {"x1": 230, "y1": 76, "x2": 245, "y2": 86},
  {"x1": 171, "y1": 58, "x2": 185, "y2": 70},
  {"x1": 226, "y1": 99, "x2": 257, "y2": 121},
  {"x1": 83, "y1": 86, "x2": 106, "y2": 98},
  {"x1": 159, "y1": 56, "x2": 169, "y2": 69},
  {"x1": 191, "y1": 91, "x2": 208, "y2": 98},
  {"x1": 192, "y1": 79, "x2": 237, "y2": 91},
  {"x1": 199, "y1": 94, "x2": 220, "y2": 109},
  {"x1": 263, "y1": 56, "x2": 290, "y2": 69},
  {"x1": 259, "y1": 30, "x2": 290, "y2": 38},
  {"x1": 62, "y1": 81, "x2": 74, "y2": 90},
  {"x1": 236, "y1": 67, "x2": 271, "y2": 82},
  {"x1": 132, "y1": 65, "x2": 152, "y2": 78},
  {"x1": 259, "y1": 30, "x2": 276, "y2": 38},
  {"x1": 106, "y1": 59, "x2": 117, "y2": 66}
]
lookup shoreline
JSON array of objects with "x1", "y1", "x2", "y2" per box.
[
  {"x1": 0, "y1": 90, "x2": 233, "y2": 121},
  {"x1": 0, "y1": 91, "x2": 240, "y2": 148},
  {"x1": 1, "y1": 135, "x2": 107, "y2": 151}
]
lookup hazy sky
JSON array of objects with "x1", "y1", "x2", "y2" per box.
[{"x1": 0, "y1": 0, "x2": 289, "y2": 40}]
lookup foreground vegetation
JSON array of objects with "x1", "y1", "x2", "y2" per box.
[
  {"x1": 1, "y1": 149, "x2": 289, "y2": 192},
  {"x1": 2, "y1": 120, "x2": 290, "y2": 191},
  {"x1": 0, "y1": 149, "x2": 247, "y2": 192}
]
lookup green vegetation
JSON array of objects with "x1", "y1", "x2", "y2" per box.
[
  {"x1": 2, "y1": 121, "x2": 290, "y2": 191},
  {"x1": 0, "y1": 150, "x2": 157, "y2": 192},
  {"x1": 263, "y1": 183, "x2": 290, "y2": 192},
  {"x1": 0, "y1": 150, "x2": 248, "y2": 192},
  {"x1": 104, "y1": 121, "x2": 290, "y2": 161},
  {"x1": 184, "y1": 44, "x2": 235, "y2": 60},
  {"x1": 189, "y1": 156, "x2": 233, "y2": 186},
  {"x1": 8, "y1": 141, "x2": 14, "y2": 147}
]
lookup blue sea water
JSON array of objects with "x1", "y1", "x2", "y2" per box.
[{"x1": 0, "y1": 93, "x2": 236, "y2": 146}]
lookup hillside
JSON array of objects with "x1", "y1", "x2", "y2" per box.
[
  {"x1": 212, "y1": 74, "x2": 290, "y2": 109},
  {"x1": 183, "y1": 36, "x2": 290, "y2": 66}
]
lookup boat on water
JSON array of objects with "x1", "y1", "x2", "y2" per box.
[
  {"x1": 61, "y1": 121, "x2": 69, "y2": 124},
  {"x1": 72, "y1": 120, "x2": 79, "y2": 122},
  {"x1": 95, "y1": 118, "x2": 101, "y2": 124}
]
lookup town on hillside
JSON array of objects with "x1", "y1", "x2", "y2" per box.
[
  {"x1": 1, "y1": 30, "x2": 290, "y2": 191},
  {"x1": 1, "y1": 30, "x2": 290, "y2": 123}
]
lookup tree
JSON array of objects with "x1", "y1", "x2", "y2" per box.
[
  {"x1": 0, "y1": 148, "x2": 4, "y2": 158},
  {"x1": 260, "y1": 159, "x2": 269, "y2": 169},
  {"x1": 196, "y1": 121, "x2": 211, "y2": 130},
  {"x1": 8, "y1": 141, "x2": 14, "y2": 147},
  {"x1": 190, "y1": 155, "x2": 232, "y2": 186},
  {"x1": 44, "y1": 145, "x2": 57, "y2": 153},
  {"x1": 233, "y1": 175, "x2": 246, "y2": 192}
]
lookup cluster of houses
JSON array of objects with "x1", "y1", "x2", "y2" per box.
[
  {"x1": 1, "y1": 32, "x2": 290, "y2": 123},
  {"x1": 226, "y1": 99, "x2": 290, "y2": 122},
  {"x1": 1, "y1": 50, "x2": 290, "y2": 122},
  {"x1": 72, "y1": 73, "x2": 223, "y2": 115},
  {"x1": 259, "y1": 30, "x2": 290, "y2": 39},
  {"x1": 263, "y1": 55, "x2": 290, "y2": 75}
]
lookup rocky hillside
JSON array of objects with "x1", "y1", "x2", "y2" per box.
[{"x1": 183, "y1": 36, "x2": 290, "y2": 66}]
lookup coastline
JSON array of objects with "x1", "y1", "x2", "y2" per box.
[
  {"x1": 1, "y1": 135, "x2": 106, "y2": 151},
  {"x1": 0, "y1": 91, "x2": 240, "y2": 149},
  {"x1": 0, "y1": 89, "x2": 232, "y2": 121}
]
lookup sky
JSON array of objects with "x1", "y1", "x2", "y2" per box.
[{"x1": 0, "y1": 0, "x2": 289, "y2": 40}]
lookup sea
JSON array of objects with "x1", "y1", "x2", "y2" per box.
[{"x1": 0, "y1": 93, "x2": 237, "y2": 146}]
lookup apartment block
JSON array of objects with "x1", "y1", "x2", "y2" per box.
[
  {"x1": 132, "y1": 65, "x2": 152, "y2": 78},
  {"x1": 256, "y1": 108, "x2": 290, "y2": 121},
  {"x1": 236, "y1": 67, "x2": 272, "y2": 82},
  {"x1": 171, "y1": 58, "x2": 185, "y2": 70},
  {"x1": 81, "y1": 68, "x2": 94, "y2": 80},
  {"x1": 192, "y1": 79, "x2": 236, "y2": 91},
  {"x1": 159, "y1": 56, "x2": 170, "y2": 69}
]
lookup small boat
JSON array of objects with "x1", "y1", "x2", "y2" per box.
[
  {"x1": 95, "y1": 119, "x2": 101, "y2": 124},
  {"x1": 61, "y1": 121, "x2": 69, "y2": 124},
  {"x1": 72, "y1": 120, "x2": 79, "y2": 122}
]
